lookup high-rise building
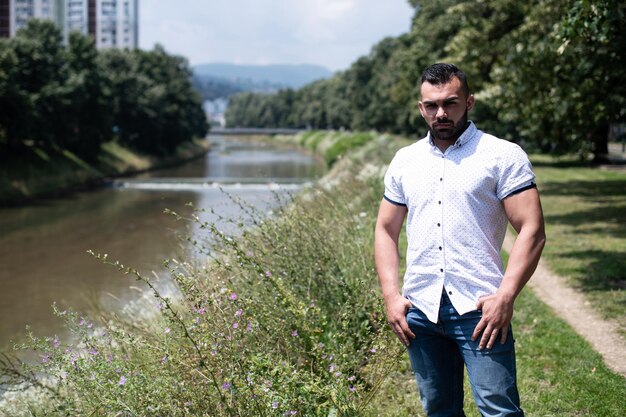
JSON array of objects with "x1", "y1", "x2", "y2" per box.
[
  {"x1": 0, "y1": 0, "x2": 138, "y2": 49},
  {"x1": 95, "y1": 0, "x2": 137, "y2": 49}
]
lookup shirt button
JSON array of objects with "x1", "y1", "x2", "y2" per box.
[
  {"x1": 448, "y1": 291, "x2": 453, "y2": 295},
  {"x1": 440, "y1": 268, "x2": 444, "y2": 272},
  {"x1": 437, "y1": 223, "x2": 441, "y2": 227},
  {"x1": 439, "y1": 246, "x2": 442, "y2": 250},
  {"x1": 440, "y1": 178, "x2": 443, "y2": 181},
  {"x1": 438, "y1": 201, "x2": 441, "y2": 204}
]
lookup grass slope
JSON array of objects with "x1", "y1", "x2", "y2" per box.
[{"x1": 0, "y1": 139, "x2": 210, "y2": 206}]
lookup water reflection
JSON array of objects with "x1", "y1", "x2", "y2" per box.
[{"x1": 0, "y1": 136, "x2": 322, "y2": 349}]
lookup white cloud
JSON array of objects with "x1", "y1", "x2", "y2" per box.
[{"x1": 139, "y1": 0, "x2": 414, "y2": 71}]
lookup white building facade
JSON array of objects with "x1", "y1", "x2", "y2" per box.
[
  {"x1": 0, "y1": 0, "x2": 137, "y2": 49},
  {"x1": 95, "y1": 0, "x2": 137, "y2": 49}
]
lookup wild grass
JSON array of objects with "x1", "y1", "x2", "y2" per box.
[
  {"x1": 1, "y1": 132, "x2": 624, "y2": 416},
  {"x1": 0, "y1": 168, "x2": 404, "y2": 415}
]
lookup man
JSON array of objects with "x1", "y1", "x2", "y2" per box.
[{"x1": 374, "y1": 63, "x2": 545, "y2": 416}]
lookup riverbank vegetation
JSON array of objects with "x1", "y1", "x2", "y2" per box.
[
  {"x1": 1, "y1": 131, "x2": 624, "y2": 415},
  {"x1": 0, "y1": 19, "x2": 208, "y2": 162},
  {"x1": 226, "y1": 0, "x2": 625, "y2": 162},
  {"x1": 0, "y1": 138, "x2": 210, "y2": 206}
]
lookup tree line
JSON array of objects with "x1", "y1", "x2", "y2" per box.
[
  {"x1": 0, "y1": 20, "x2": 208, "y2": 160},
  {"x1": 226, "y1": 0, "x2": 625, "y2": 161}
]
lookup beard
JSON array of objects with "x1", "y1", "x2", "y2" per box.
[{"x1": 429, "y1": 109, "x2": 469, "y2": 142}]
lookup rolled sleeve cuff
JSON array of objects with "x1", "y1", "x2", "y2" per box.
[{"x1": 383, "y1": 194, "x2": 407, "y2": 206}]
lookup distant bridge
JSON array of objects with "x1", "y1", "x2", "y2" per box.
[{"x1": 209, "y1": 127, "x2": 304, "y2": 136}]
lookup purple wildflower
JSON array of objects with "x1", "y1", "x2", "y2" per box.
[
  {"x1": 272, "y1": 401, "x2": 279, "y2": 409},
  {"x1": 198, "y1": 307, "x2": 206, "y2": 315},
  {"x1": 291, "y1": 330, "x2": 298, "y2": 337},
  {"x1": 164, "y1": 327, "x2": 171, "y2": 334},
  {"x1": 370, "y1": 347, "x2": 377, "y2": 353},
  {"x1": 265, "y1": 271, "x2": 272, "y2": 277},
  {"x1": 230, "y1": 292, "x2": 237, "y2": 301},
  {"x1": 329, "y1": 364, "x2": 335, "y2": 373},
  {"x1": 347, "y1": 375, "x2": 356, "y2": 381},
  {"x1": 247, "y1": 322, "x2": 253, "y2": 332},
  {"x1": 52, "y1": 337, "x2": 60, "y2": 349},
  {"x1": 233, "y1": 322, "x2": 239, "y2": 329},
  {"x1": 88, "y1": 348, "x2": 98, "y2": 356},
  {"x1": 222, "y1": 381, "x2": 231, "y2": 390},
  {"x1": 41, "y1": 353, "x2": 50, "y2": 364},
  {"x1": 161, "y1": 355, "x2": 168, "y2": 364},
  {"x1": 235, "y1": 309, "x2": 243, "y2": 317},
  {"x1": 118, "y1": 376, "x2": 126, "y2": 385},
  {"x1": 350, "y1": 386, "x2": 356, "y2": 392}
]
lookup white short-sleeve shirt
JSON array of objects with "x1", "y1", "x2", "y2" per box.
[{"x1": 383, "y1": 122, "x2": 536, "y2": 323}]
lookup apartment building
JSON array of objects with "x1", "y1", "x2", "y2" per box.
[{"x1": 0, "y1": 0, "x2": 138, "y2": 49}]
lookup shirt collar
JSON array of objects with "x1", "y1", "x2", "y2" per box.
[{"x1": 428, "y1": 121, "x2": 478, "y2": 149}]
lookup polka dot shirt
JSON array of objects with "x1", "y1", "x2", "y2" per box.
[{"x1": 383, "y1": 122, "x2": 536, "y2": 323}]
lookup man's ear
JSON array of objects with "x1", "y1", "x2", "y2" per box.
[
  {"x1": 467, "y1": 94, "x2": 475, "y2": 112},
  {"x1": 418, "y1": 101, "x2": 425, "y2": 118}
]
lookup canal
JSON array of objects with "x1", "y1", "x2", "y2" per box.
[{"x1": 0, "y1": 135, "x2": 323, "y2": 349}]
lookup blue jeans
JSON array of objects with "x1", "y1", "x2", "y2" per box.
[{"x1": 405, "y1": 291, "x2": 523, "y2": 417}]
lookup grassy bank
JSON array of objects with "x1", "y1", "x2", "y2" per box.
[
  {"x1": 1, "y1": 131, "x2": 624, "y2": 415},
  {"x1": 278, "y1": 131, "x2": 626, "y2": 415},
  {"x1": 530, "y1": 156, "x2": 626, "y2": 336},
  {"x1": 0, "y1": 138, "x2": 210, "y2": 206}
]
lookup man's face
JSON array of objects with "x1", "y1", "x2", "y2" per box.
[{"x1": 418, "y1": 77, "x2": 474, "y2": 142}]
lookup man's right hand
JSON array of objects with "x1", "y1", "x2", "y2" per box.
[{"x1": 385, "y1": 294, "x2": 416, "y2": 347}]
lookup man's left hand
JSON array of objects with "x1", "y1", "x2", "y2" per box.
[{"x1": 471, "y1": 293, "x2": 514, "y2": 350}]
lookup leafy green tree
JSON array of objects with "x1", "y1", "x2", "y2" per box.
[
  {"x1": 62, "y1": 31, "x2": 112, "y2": 159},
  {"x1": 555, "y1": 0, "x2": 625, "y2": 160},
  {"x1": 3, "y1": 20, "x2": 67, "y2": 149},
  {"x1": 225, "y1": 0, "x2": 624, "y2": 160},
  {"x1": 99, "y1": 45, "x2": 208, "y2": 155},
  {"x1": 0, "y1": 39, "x2": 25, "y2": 149}
]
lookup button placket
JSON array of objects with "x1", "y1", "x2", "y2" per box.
[{"x1": 438, "y1": 152, "x2": 446, "y2": 286}]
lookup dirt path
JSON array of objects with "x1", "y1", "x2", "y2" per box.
[{"x1": 503, "y1": 232, "x2": 626, "y2": 377}]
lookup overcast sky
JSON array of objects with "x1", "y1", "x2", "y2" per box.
[{"x1": 139, "y1": 0, "x2": 415, "y2": 72}]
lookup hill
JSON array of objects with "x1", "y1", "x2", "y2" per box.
[{"x1": 192, "y1": 63, "x2": 333, "y2": 90}]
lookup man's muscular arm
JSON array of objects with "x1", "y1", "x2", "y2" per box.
[
  {"x1": 374, "y1": 199, "x2": 415, "y2": 346},
  {"x1": 472, "y1": 187, "x2": 546, "y2": 349}
]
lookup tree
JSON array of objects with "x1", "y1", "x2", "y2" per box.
[
  {"x1": 3, "y1": 20, "x2": 67, "y2": 149},
  {"x1": 62, "y1": 31, "x2": 112, "y2": 159},
  {"x1": 556, "y1": 0, "x2": 626, "y2": 160}
]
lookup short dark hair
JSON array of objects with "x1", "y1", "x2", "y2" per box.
[{"x1": 420, "y1": 63, "x2": 470, "y2": 97}]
